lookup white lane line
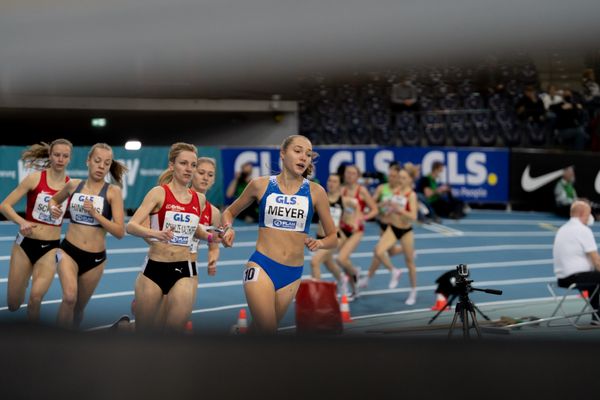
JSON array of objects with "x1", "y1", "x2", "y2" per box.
[
  {"x1": 0, "y1": 224, "x2": 309, "y2": 242},
  {"x1": 0, "y1": 275, "x2": 557, "y2": 313},
  {"x1": 0, "y1": 241, "x2": 557, "y2": 283},
  {"x1": 422, "y1": 222, "x2": 464, "y2": 237},
  {"x1": 444, "y1": 219, "x2": 562, "y2": 225},
  {"x1": 191, "y1": 303, "x2": 248, "y2": 314},
  {"x1": 0, "y1": 239, "x2": 559, "y2": 264}
]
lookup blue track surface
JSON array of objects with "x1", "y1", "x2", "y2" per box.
[{"x1": 1, "y1": 210, "x2": 597, "y2": 332}]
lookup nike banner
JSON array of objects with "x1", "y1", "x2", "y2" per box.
[{"x1": 510, "y1": 149, "x2": 600, "y2": 210}]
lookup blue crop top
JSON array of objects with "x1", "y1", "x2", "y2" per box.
[{"x1": 258, "y1": 176, "x2": 313, "y2": 234}]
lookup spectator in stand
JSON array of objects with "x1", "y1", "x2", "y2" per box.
[
  {"x1": 416, "y1": 161, "x2": 465, "y2": 220},
  {"x1": 582, "y1": 69, "x2": 600, "y2": 149},
  {"x1": 515, "y1": 85, "x2": 546, "y2": 124},
  {"x1": 226, "y1": 161, "x2": 258, "y2": 223},
  {"x1": 540, "y1": 85, "x2": 564, "y2": 113},
  {"x1": 390, "y1": 76, "x2": 419, "y2": 114},
  {"x1": 582, "y1": 69, "x2": 600, "y2": 104},
  {"x1": 550, "y1": 89, "x2": 587, "y2": 151}
]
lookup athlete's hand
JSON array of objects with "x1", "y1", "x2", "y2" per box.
[
  {"x1": 154, "y1": 227, "x2": 175, "y2": 243},
  {"x1": 19, "y1": 221, "x2": 37, "y2": 236},
  {"x1": 207, "y1": 258, "x2": 217, "y2": 276},
  {"x1": 304, "y1": 237, "x2": 322, "y2": 252},
  {"x1": 50, "y1": 204, "x2": 63, "y2": 219},
  {"x1": 83, "y1": 198, "x2": 96, "y2": 216},
  {"x1": 221, "y1": 227, "x2": 235, "y2": 248},
  {"x1": 208, "y1": 233, "x2": 222, "y2": 244}
]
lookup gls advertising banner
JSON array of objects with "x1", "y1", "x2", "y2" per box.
[
  {"x1": 510, "y1": 149, "x2": 600, "y2": 210},
  {"x1": 221, "y1": 146, "x2": 509, "y2": 203}
]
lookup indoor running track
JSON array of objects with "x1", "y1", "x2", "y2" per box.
[{"x1": 0, "y1": 210, "x2": 596, "y2": 334}]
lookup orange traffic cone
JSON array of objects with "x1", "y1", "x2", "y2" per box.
[
  {"x1": 184, "y1": 320, "x2": 193, "y2": 334},
  {"x1": 431, "y1": 294, "x2": 450, "y2": 311},
  {"x1": 237, "y1": 308, "x2": 248, "y2": 334},
  {"x1": 340, "y1": 295, "x2": 353, "y2": 323}
]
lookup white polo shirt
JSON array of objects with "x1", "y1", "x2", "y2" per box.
[{"x1": 553, "y1": 217, "x2": 598, "y2": 279}]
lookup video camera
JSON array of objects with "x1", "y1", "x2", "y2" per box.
[
  {"x1": 430, "y1": 264, "x2": 503, "y2": 336},
  {"x1": 436, "y1": 264, "x2": 502, "y2": 298}
]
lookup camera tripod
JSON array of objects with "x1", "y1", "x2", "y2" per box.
[{"x1": 428, "y1": 282, "x2": 502, "y2": 339}]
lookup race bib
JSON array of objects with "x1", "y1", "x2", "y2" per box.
[
  {"x1": 69, "y1": 193, "x2": 105, "y2": 225},
  {"x1": 32, "y1": 193, "x2": 67, "y2": 225},
  {"x1": 263, "y1": 193, "x2": 309, "y2": 232},
  {"x1": 329, "y1": 204, "x2": 342, "y2": 228},
  {"x1": 390, "y1": 194, "x2": 408, "y2": 210},
  {"x1": 243, "y1": 267, "x2": 260, "y2": 283},
  {"x1": 163, "y1": 210, "x2": 200, "y2": 247}
]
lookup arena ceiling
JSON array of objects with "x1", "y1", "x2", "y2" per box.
[{"x1": 1, "y1": 0, "x2": 600, "y2": 102}]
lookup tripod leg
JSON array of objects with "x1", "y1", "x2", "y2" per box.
[
  {"x1": 469, "y1": 309, "x2": 482, "y2": 338},
  {"x1": 461, "y1": 306, "x2": 470, "y2": 339},
  {"x1": 447, "y1": 309, "x2": 461, "y2": 339},
  {"x1": 428, "y1": 295, "x2": 455, "y2": 325},
  {"x1": 472, "y1": 304, "x2": 491, "y2": 321}
]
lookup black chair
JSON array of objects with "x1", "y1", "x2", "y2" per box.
[
  {"x1": 471, "y1": 112, "x2": 498, "y2": 146},
  {"x1": 464, "y1": 92, "x2": 484, "y2": 110},
  {"x1": 423, "y1": 112, "x2": 447, "y2": 146},
  {"x1": 439, "y1": 94, "x2": 460, "y2": 110},
  {"x1": 447, "y1": 113, "x2": 472, "y2": 146},
  {"x1": 495, "y1": 109, "x2": 520, "y2": 146},
  {"x1": 395, "y1": 112, "x2": 421, "y2": 146}
]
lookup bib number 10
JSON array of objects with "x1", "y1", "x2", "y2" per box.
[{"x1": 243, "y1": 267, "x2": 259, "y2": 283}]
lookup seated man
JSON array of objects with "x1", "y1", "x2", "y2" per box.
[
  {"x1": 416, "y1": 161, "x2": 465, "y2": 219},
  {"x1": 553, "y1": 201, "x2": 600, "y2": 325},
  {"x1": 554, "y1": 166, "x2": 600, "y2": 219},
  {"x1": 554, "y1": 166, "x2": 577, "y2": 218},
  {"x1": 225, "y1": 161, "x2": 258, "y2": 223}
]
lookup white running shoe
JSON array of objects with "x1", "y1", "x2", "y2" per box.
[
  {"x1": 358, "y1": 276, "x2": 370, "y2": 289},
  {"x1": 341, "y1": 275, "x2": 349, "y2": 297},
  {"x1": 405, "y1": 290, "x2": 417, "y2": 305},
  {"x1": 388, "y1": 268, "x2": 402, "y2": 289}
]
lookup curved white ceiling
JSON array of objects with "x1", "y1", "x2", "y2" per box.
[{"x1": 1, "y1": 0, "x2": 599, "y2": 99}]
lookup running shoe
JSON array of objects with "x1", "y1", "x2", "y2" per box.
[
  {"x1": 405, "y1": 290, "x2": 417, "y2": 306},
  {"x1": 358, "y1": 276, "x2": 370, "y2": 289},
  {"x1": 388, "y1": 268, "x2": 402, "y2": 289}
]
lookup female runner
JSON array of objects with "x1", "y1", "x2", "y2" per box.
[{"x1": 221, "y1": 135, "x2": 337, "y2": 334}]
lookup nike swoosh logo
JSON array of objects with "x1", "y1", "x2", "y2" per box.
[
  {"x1": 41, "y1": 244, "x2": 50, "y2": 248},
  {"x1": 521, "y1": 165, "x2": 565, "y2": 192},
  {"x1": 595, "y1": 171, "x2": 600, "y2": 194},
  {"x1": 94, "y1": 258, "x2": 104, "y2": 263}
]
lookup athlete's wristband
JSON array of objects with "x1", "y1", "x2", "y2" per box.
[{"x1": 207, "y1": 233, "x2": 213, "y2": 243}]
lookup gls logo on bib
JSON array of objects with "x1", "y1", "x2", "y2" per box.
[{"x1": 264, "y1": 194, "x2": 308, "y2": 232}]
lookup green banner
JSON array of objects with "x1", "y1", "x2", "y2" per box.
[{"x1": 0, "y1": 145, "x2": 223, "y2": 213}]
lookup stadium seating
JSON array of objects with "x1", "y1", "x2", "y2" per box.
[{"x1": 297, "y1": 57, "x2": 566, "y2": 148}]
